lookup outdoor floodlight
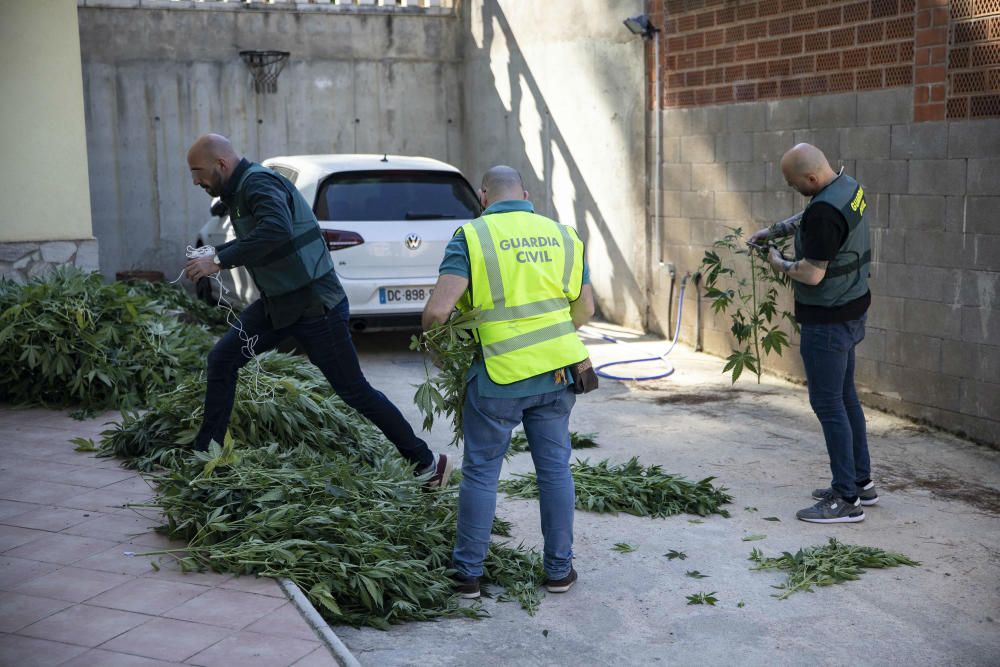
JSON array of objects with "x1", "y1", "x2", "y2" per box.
[{"x1": 623, "y1": 14, "x2": 659, "y2": 39}]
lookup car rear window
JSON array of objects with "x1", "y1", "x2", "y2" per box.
[{"x1": 314, "y1": 170, "x2": 481, "y2": 222}]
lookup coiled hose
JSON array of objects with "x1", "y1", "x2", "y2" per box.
[{"x1": 594, "y1": 274, "x2": 688, "y2": 381}]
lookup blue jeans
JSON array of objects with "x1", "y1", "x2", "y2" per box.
[
  {"x1": 194, "y1": 297, "x2": 433, "y2": 468},
  {"x1": 799, "y1": 314, "x2": 871, "y2": 499},
  {"x1": 453, "y1": 376, "x2": 576, "y2": 580}
]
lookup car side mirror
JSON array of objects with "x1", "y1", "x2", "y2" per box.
[{"x1": 210, "y1": 200, "x2": 228, "y2": 217}]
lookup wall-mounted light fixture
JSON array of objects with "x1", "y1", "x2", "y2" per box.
[{"x1": 623, "y1": 14, "x2": 660, "y2": 39}]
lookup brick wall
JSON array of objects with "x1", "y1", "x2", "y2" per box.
[
  {"x1": 647, "y1": 0, "x2": 1000, "y2": 123},
  {"x1": 644, "y1": 1, "x2": 1000, "y2": 446}
]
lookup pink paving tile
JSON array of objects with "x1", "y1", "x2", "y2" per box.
[
  {"x1": 141, "y1": 560, "x2": 232, "y2": 587},
  {"x1": 0, "y1": 633, "x2": 88, "y2": 667},
  {"x1": 292, "y1": 647, "x2": 339, "y2": 667},
  {"x1": 125, "y1": 530, "x2": 177, "y2": 549},
  {"x1": 0, "y1": 524, "x2": 48, "y2": 551},
  {"x1": 60, "y1": 648, "x2": 185, "y2": 667},
  {"x1": 74, "y1": 543, "x2": 166, "y2": 577},
  {"x1": 61, "y1": 487, "x2": 154, "y2": 513},
  {"x1": 218, "y1": 574, "x2": 285, "y2": 597},
  {"x1": 186, "y1": 631, "x2": 320, "y2": 667},
  {"x1": 4, "y1": 532, "x2": 118, "y2": 565},
  {"x1": 88, "y1": 578, "x2": 209, "y2": 615},
  {"x1": 12, "y1": 566, "x2": 133, "y2": 603},
  {"x1": 100, "y1": 616, "x2": 231, "y2": 662},
  {"x1": 17, "y1": 603, "x2": 151, "y2": 647},
  {"x1": 61, "y1": 512, "x2": 162, "y2": 543},
  {"x1": 0, "y1": 591, "x2": 73, "y2": 632},
  {"x1": 244, "y1": 602, "x2": 320, "y2": 642},
  {"x1": 103, "y1": 476, "x2": 160, "y2": 494},
  {"x1": 57, "y1": 466, "x2": 139, "y2": 489},
  {"x1": 2, "y1": 506, "x2": 99, "y2": 532},
  {"x1": 0, "y1": 479, "x2": 92, "y2": 505},
  {"x1": 163, "y1": 588, "x2": 287, "y2": 630},
  {"x1": 0, "y1": 556, "x2": 61, "y2": 591},
  {"x1": 0, "y1": 500, "x2": 44, "y2": 523}
]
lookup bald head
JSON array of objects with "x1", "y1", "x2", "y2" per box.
[
  {"x1": 187, "y1": 134, "x2": 243, "y2": 197},
  {"x1": 780, "y1": 143, "x2": 837, "y2": 196},
  {"x1": 480, "y1": 166, "x2": 527, "y2": 207}
]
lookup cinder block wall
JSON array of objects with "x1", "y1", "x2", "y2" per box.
[{"x1": 647, "y1": 0, "x2": 999, "y2": 446}]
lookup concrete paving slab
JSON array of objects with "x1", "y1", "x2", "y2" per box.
[
  {"x1": 60, "y1": 648, "x2": 185, "y2": 667},
  {"x1": 292, "y1": 647, "x2": 341, "y2": 667},
  {"x1": 0, "y1": 412, "x2": 339, "y2": 667},
  {"x1": 86, "y1": 577, "x2": 209, "y2": 616},
  {"x1": 0, "y1": 592, "x2": 73, "y2": 633},
  {"x1": 11, "y1": 565, "x2": 133, "y2": 603},
  {"x1": 186, "y1": 630, "x2": 322, "y2": 667},
  {"x1": 0, "y1": 556, "x2": 61, "y2": 591},
  {"x1": 0, "y1": 633, "x2": 88, "y2": 666},
  {"x1": 5, "y1": 532, "x2": 119, "y2": 565},
  {"x1": 2, "y1": 506, "x2": 103, "y2": 532},
  {"x1": 17, "y1": 603, "x2": 150, "y2": 647},
  {"x1": 162, "y1": 588, "x2": 288, "y2": 630},
  {"x1": 100, "y1": 617, "x2": 231, "y2": 662}
]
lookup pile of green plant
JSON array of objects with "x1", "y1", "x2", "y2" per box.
[
  {"x1": 99, "y1": 353, "x2": 386, "y2": 471},
  {"x1": 700, "y1": 226, "x2": 797, "y2": 383},
  {"x1": 121, "y1": 278, "x2": 234, "y2": 329},
  {"x1": 410, "y1": 309, "x2": 481, "y2": 446},
  {"x1": 500, "y1": 457, "x2": 732, "y2": 518},
  {"x1": 508, "y1": 430, "x2": 600, "y2": 456},
  {"x1": 140, "y1": 438, "x2": 544, "y2": 627},
  {"x1": 0, "y1": 268, "x2": 214, "y2": 409},
  {"x1": 97, "y1": 351, "x2": 548, "y2": 626},
  {"x1": 749, "y1": 538, "x2": 919, "y2": 599}
]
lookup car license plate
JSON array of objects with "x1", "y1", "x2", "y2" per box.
[{"x1": 378, "y1": 286, "x2": 433, "y2": 305}]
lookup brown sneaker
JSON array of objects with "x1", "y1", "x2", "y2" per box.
[
  {"x1": 545, "y1": 567, "x2": 578, "y2": 593},
  {"x1": 420, "y1": 452, "x2": 454, "y2": 489}
]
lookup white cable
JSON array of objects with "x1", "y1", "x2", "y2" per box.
[{"x1": 171, "y1": 245, "x2": 278, "y2": 404}]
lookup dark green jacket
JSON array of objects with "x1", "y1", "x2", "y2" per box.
[
  {"x1": 223, "y1": 163, "x2": 335, "y2": 297},
  {"x1": 793, "y1": 173, "x2": 871, "y2": 308}
]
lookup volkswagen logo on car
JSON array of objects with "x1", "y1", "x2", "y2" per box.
[{"x1": 404, "y1": 234, "x2": 422, "y2": 250}]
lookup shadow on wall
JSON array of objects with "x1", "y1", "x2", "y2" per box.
[{"x1": 464, "y1": 1, "x2": 647, "y2": 327}]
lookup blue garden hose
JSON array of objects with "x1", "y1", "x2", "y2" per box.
[{"x1": 594, "y1": 274, "x2": 688, "y2": 381}]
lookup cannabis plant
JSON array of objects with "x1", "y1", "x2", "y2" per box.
[{"x1": 700, "y1": 226, "x2": 798, "y2": 383}]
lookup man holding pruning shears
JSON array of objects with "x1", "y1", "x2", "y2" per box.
[{"x1": 747, "y1": 143, "x2": 876, "y2": 525}]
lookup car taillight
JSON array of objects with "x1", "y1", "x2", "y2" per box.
[{"x1": 321, "y1": 230, "x2": 364, "y2": 251}]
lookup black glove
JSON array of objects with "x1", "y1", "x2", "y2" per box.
[{"x1": 572, "y1": 358, "x2": 599, "y2": 395}]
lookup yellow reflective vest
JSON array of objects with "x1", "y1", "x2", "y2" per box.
[{"x1": 459, "y1": 210, "x2": 589, "y2": 385}]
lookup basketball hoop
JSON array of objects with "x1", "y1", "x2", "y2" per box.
[{"x1": 239, "y1": 50, "x2": 290, "y2": 94}]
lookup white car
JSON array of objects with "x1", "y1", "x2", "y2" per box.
[{"x1": 195, "y1": 154, "x2": 481, "y2": 331}]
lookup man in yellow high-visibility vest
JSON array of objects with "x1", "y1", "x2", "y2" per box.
[{"x1": 423, "y1": 165, "x2": 595, "y2": 599}]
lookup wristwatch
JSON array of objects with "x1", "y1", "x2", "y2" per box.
[{"x1": 212, "y1": 255, "x2": 221, "y2": 266}]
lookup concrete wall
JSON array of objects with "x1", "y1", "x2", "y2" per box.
[
  {"x1": 462, "y1": 0, "x2": 648, "y2": 329},
  {"x1": 78, "y1": 4, "x2": 464, "y2": 280},
  {"x1": 655, "y1": 89, "x2": 1000, "y2": 446},
  {"x1": 0, "y1": 1, "x2": 98, "y2": 277},
  {"x1": 646, "y1": 0, "x2": 999, "y2": 446}
]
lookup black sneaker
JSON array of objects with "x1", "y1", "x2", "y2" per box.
[
  {"x1": 796, "y1": 496, "x2": 865, "y2": 524},
  {"x1": 451, "y1": 572, "x2": 480, "y2": 599},
  {"x1": 545, "y1": 567, "x2": 578, "y2": 593},
  {"x1": 812, "y1": 481, "x2": 879, "y2": 506},
  {"x1": 418, "y1": 452, "x2": 454, "y2": 489}
]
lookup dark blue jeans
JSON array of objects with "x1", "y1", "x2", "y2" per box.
[
  {"x1": 194, "y1": 297, "x2": 433, "y2": 468},
  {"x1": 799, "y1": 314, "x2": 871, "y2": 499}
]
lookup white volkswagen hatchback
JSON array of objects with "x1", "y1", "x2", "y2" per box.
[{"x1": 195, "y1": 154, "x2": 481, "y2": 331}]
